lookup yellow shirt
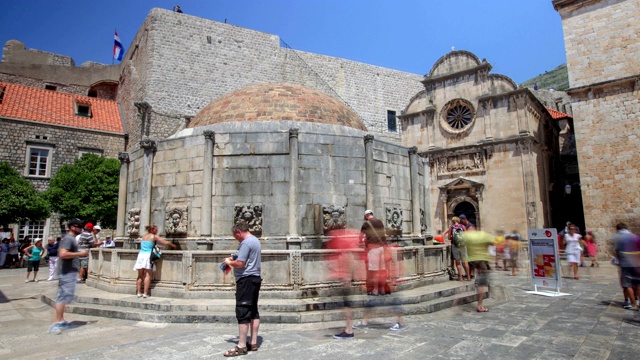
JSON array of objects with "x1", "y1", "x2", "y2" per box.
[{"x1": 463, "y1": 231, "x2": 496, "y2": 262}]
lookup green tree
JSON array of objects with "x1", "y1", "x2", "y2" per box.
[
  {"x1": 45, "y1": 154, "x2": 120, "y2": 228},
  {"x1": 0, "y1": 162, "x2": 50, "y2": 227}
]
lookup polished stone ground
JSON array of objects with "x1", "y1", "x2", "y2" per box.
[{"x1": 0, "y1": 261, "x2": 637, "y2": 359}]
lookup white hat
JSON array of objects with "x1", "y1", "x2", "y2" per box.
[
  {"x1": 364, "y1": 209, "x2": 374, "y2": 216},
  {"x1": 94, "y1": 225, "x2": 101, "y2": 230}
]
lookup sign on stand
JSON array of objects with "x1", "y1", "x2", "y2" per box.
[{"x1": 526, "y1": 228, "x2": 570, "y2": 297}]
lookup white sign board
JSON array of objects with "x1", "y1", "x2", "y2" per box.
[{"x1": 526, "y1": 228, "x2": 569, "y2": 297}]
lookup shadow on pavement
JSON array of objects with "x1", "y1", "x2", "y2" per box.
[{"x1": 0, "y1": 290, "x2": 37, "y2": 303}]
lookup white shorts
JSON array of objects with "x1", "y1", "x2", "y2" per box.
[{"x1": 367, "y1": 247, "x2": 385, "y2": 271}]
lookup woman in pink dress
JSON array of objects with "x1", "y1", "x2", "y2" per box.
[{"x1": 585, "y1": 231, "x2": 599, "y2": 267}]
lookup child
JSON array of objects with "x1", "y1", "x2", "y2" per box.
[{"x1": 585, "y1": 231, "x2": 599, "y2": 267}]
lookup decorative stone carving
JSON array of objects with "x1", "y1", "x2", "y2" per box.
[
  {"x1": 420, "y1": 208, "x2": 427, "y2": 233},
  {"x1": 436, "y1": 151, "x2": 485, "y2": 176},
  {"x1": 289, "y1": 128, "x2": 299, "y2": 138},
  {"x1": 140, "y1": 138, "x2": 157, "y2": 152},
  {"x1": 364, "y1": 134, "x2": 374, "y2": 143},
  {"x1": 126, "y1": 208, "x2": 141, "y2": 237},
  {"x1": 165, "y1": 206, "x2": 188, "y2": 236},
  {"x1": 118, "y1": 152, "x2": 130, "y2": 164},
  {"x1": 386, "y1": 207, "x2": 403, "y2": 232},
  {"x1": 322, "y1": 205, "x2": 346, "y2": 234},
  {"x1": 234, "y1": 204, "x2": 263, "y2": 235},
  {"x1": 203, "y1": 130, "x2": 215, "y2": 140}
]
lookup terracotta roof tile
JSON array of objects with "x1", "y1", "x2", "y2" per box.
[
  {"x1": 547, "y1": 108, "x2": 572, "y2": 120},
  {"x1": 0, "y1": 82, "x2": 124, "y2": 133}
]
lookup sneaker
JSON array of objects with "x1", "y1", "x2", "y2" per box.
[
  {"x1": 47, "y1": 322, "x2": 67, "y2": 335},
  {"x1": 76, "y1": 279, "x2": 83, "y2": 284},
  {"x1": 25, "y1": 280, "x2": 29, "y2": 283},
  {"x1": 137, "y1": 293, "x2": 143, "y2": 298},
  {"x1": 34, "y1": 279, "x2": 38, "y2": 283},
  {"x1": 143, "y1": 294, "x2": 149, "y2": 298},
  {"x1": 623, "y1": 300, "x2": 630, "y2": 308},
  {"x1": 623, "y1": 304, "x2": 634, "y2": 310},
  {"x1": 353, "y1": 321, "x2": 368, "y2": 328},
  {"x1": 389, "y1": 323, "x2": 406, "y2": 331},
  {"x1": 333, "y1": 331, "x2": 354, "y2": 339}
]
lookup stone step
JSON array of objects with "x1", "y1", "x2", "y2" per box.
[
  {"x1": 44, "y1": 280, "x2": 476, "y2": 313},
  {"x1": 41, "y1": 289, "x2": 482, "y2": 324}
]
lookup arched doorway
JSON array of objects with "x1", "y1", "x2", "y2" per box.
[{"x1": 454, "y1": 201, "x2": 477, "y2": 228}]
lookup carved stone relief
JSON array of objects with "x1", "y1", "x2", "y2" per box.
[
  {"x1": 234, "y1": 204, "x2": 263, "y2": 235},
  {"x1": 126, "y1": 208, "x2": 141, "y2": 237},
  {"x1": 165, "y1": 206, "x2": 188, "y2": 236},
  {"x1": 386, "y1": 207, "x2": 403, "y2": 232},
  {"x1": 435, "y1": 151, "x2": 485, "y2": 176},
  {"x1": 420, "y1": 208, "x2": 427, "y2": 233},
  {"x1": 322, "y1": 205, "x2": 346, "y2": 235}
]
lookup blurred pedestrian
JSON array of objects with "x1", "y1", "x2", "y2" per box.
[
  {"x1": 585, "y1": 231, "x2": 599, "y2": 267},
  {"x1": 7, "y1": 235, "x2": 19, "y2": 268},
  {"x1": 613, "y1": 223, "x2": 640, "y2": 311},
  {"x1": 18, "y1": 236, "x2": 31, "y2": 268},
  {"x1": 0, "y1": 238, "x2": 8, "y2": 268},
  {"x1": 360, "y1": 209, "x2": 388, "y2": 295},
  {"x1": 326, "y1": 228, "x2": 360, "y2": 339},
  {"x1": 49, "y1": 218, "x2": 89, "y2": 335},
  {"x1": 462, "y1": 230, "x2": 495, "y2": 312},
  {"x1": 563, "y1": 224, "x2": 582, "y2": 280},
  {"x1": 46, "y1": 237, "x2": 60, "y2": 281}
]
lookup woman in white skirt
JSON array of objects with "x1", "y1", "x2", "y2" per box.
[
  {"x1": 133, "y1": 225, "x2": 176, "y2": 298},
  {"x1": 563, "y1": 224, "x2": 582, "y2": 280}
]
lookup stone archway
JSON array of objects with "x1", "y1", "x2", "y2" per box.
[{"x1": 439, "y1": 177, "x2": 484, "y2": 230}]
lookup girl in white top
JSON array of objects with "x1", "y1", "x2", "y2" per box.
[{"x1": 564, "y1": 225, "x2": 582, "y2": 280}]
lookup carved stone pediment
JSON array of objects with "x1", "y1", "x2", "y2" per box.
[{"x1": 165, "y1": 206, "x2": 188, "y2": 236}]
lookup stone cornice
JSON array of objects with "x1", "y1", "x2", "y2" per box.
[
  {"x1": 397, "y1": 106, "x2": 436, "y2": 119},
  {"x1": 421, "y1": 63, "x2": 492, "y2": 86},
  {"x1": 552, "y1": 0, "x2": 601, "y2": 11},
  {"x1": 566, "y1": 74, "x2": 640, "y2": 96},
  {"x1": 419, "y1": 134, "x2": 543, "y2": 157}
]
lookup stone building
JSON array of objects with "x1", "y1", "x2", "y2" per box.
[
  {"x1": 400, "y1": 51, "x2": 562, "y2": 236},
  {"x1": 1, "y1": 7, "x2": 580, "y2": 242},
  {"x1": 554, "y1": 0, "x2": 640, "y2": 237},
  {"x1": 0, "y1": 81, "x2": 125, "y2": 238}
]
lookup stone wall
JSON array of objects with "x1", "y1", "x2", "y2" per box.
[
  {"x1": 2, "y1": 40, "x2": 75, "y2": 66},
  {"x1": 555, "y1": 0, "x2": 640, "y2": 87},
  {"x1": 123, "y1": 121, "x2": 421, "y2": 242},
  {"x1": 0, "y1": 73, "x2": 89, "y2": 96},
  {"x1": 117, "y1": 8, "x2": 423, "y2": 151},
  {"x1": 555, "y1": 0, "x2": 640, "y2": 236}
]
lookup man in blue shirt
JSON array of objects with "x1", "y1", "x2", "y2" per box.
[
  {"x1": 223, "y1": 220, "x2": 262, "y2": 356},
  {"x1": 614, "y1": 223, "x2": 640, "y2": 310}
]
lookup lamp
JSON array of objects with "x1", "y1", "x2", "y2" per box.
[{"x1": 565, "y1": 184, "x2": 572, "y2": 195}]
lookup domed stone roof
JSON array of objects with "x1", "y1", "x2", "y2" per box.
[{"x1": 188, "y1": 83, "x2": 366, "y2": 131}]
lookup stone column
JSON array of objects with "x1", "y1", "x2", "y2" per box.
[
  {"x1": 139, "y1": 139, "x2": 156, "y2": 232},
  {"x1": 422, "y1": 157, "x2": 432, "y2": 235},
  {"x1": 116, "y1": 152, "x2": 130, "y2": 238},
  {"x1": 409, "y1": 147, "x2": 421, "y2": 236},
  {"x1": 288, "y1": 128, "x2": 300, "y2": 237},
  {"x1": 364, "y1": 134, "x2": 375, "y2": 211},
  {"x1": 202, "y1": 131, "x2": 215, "y2": 236},
  {"x1": 482, "y1": 100, "x2": 494, "y2": 140}
]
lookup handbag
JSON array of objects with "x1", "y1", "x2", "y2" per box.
[{"x1": 150, "y1": 245, "x2": 162, "y2": 263}]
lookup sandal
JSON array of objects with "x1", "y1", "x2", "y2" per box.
[
  {"x1": 248, "y1": 344, "x2": 258, "y2": 351},
  {"x1": 223, "y1": 346, "x2": 248, "y2": 357},
  {"x1": 476, "y1": 307, "x2": 489, "y2": 312}
]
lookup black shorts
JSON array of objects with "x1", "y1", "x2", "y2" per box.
[
  {"x1": 469, "y1": 261, "x2": 490, "y2": 287},
  {"x1": 235, "y1": 276, "x2": 262, "y2": 324},
  {"x1": 27, "y1": 260, "x2": 40, "y2": 272}
]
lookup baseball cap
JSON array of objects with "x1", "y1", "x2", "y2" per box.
[
  {"x1": 68, "y1": 218, "x2": 84, "y2": 227},
  {"x1": 94, "y1": 225, "x2": 101, "y2": 231},
  {"x1": 85, "y1": 222, "x2": 94, "y2": 230},
  {"x1": 105, "y1": 234, "x2": 112, "y2": 238},
  {"x1": 459, "y1": 214, "x2": 467, "y2": 220},
  {"x1": 364, "y1": 209, "x2": 374, "y2": 216}
]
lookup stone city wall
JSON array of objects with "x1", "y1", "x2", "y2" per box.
[{"x1": 117, "y1": 8, "x2": 423, "y2": 151}]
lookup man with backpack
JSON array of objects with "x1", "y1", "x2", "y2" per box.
[{"x1": 443, "y1": 216, "x2": 471, "y2": 281}]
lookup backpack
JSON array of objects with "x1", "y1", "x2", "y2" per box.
[{"x1": 451, "y1": 226, "x2": 464, "y2": 247}]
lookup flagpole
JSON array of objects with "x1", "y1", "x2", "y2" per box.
[{"x1": 112, "y1": 28, "x2": 115, "y2": 65}]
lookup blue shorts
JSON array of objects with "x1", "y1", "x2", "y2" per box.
[{"x1": 56, "y1": 272, "x2": 77, "y2": 304}]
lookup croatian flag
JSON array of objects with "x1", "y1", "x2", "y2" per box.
[{"x1": 113, "y1": 31, "x2": 124, "y2": 61}]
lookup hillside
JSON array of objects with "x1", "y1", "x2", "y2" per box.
[{"x1": 521, "y1": 64, "x2": 569, "y2": 91}]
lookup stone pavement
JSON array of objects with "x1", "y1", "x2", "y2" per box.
[{"x1": 0, "y1": 262, "x2": 638, "y2": 359}]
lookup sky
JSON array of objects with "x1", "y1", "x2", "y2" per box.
[{"x1": 0, "y1": 0, "x2": 567, "y2": 84}]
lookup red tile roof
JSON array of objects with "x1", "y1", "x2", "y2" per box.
[
  {"x1": 0, "y1": 82, "x2": 124, "y2": 133},
  {"x1": 547, "y1": 108, "x2": 572, "y2": 120}
]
